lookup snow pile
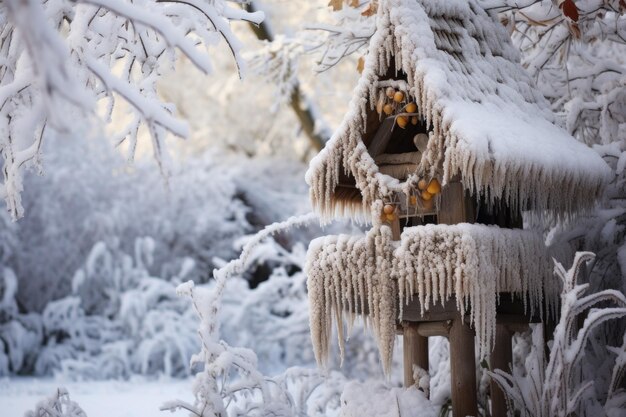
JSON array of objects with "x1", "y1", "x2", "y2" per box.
[
  {"x1": 306, "y1": 0, "x2": 610, "y2": 223},
  {"x1": 306, "y1": 223, "x2": 553, "y2": 372},
  {"x1": 340, "y1": 381, "x2": 439, "y2": 417}
]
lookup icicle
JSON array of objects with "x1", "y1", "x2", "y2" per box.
[{"x1": 306, "y1": 222, "x2": 553, "y2": 372}]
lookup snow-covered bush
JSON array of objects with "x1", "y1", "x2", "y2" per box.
[
  {"x1": 12, "y1": 129, "x2": 315, "y2": 313},
  {"x1": 25, "y1": 388, "x2": 87, "y2": 417},
  {"x1": 489, "y1": 252, "x2": 626, "y2": 417},
  {"x1": 34, "y1": 237, "x2": 198, "y2": 379},
  {"x1": 164, "y1": 214, "x2": 352, "y2": 417},
  {"x1": 0, "y1": 263, "x2": 42, "y2": 376}
]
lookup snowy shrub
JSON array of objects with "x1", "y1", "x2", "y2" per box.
[
  {"x1": 0, "y1": 264, "x2": 43, "y2": 376},
  {"x1": 489, "y1": 252, "x2": 626, "y2": 417},
  {"x1": 25, "y1": 387, "x2": 87, "y2": 417},
  {"x1": 31, "y1": 237, "x2": 198, "y2": 379},
  {"x1": 11, "y1": 129, "x2": 318, "y2": 314},
  {"x1": 164, "y1": 214, "x2": 355, "y2": 417}
]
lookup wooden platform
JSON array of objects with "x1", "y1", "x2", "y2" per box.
[{"x1": 398, "y1": 294, "x2": 538, "y2": 417}]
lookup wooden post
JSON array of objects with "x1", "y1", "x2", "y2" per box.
[
  {"x1": 450, "y1": 315, "x2": 478, "y2": 417},
  {"x1": 490, "y1": 324, "x2": 512, "y2": 417},
  {"x1": 438, "y1": 181, "x2": 475, "y2": 225},
  {"x1": 403, "y1": 322, "x2": 429, "y2": 389}
]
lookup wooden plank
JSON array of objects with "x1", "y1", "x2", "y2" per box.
[
  {"x1": 391, "y1": 216, "x2": 401, "y2": 241},
  {"x1": 450, "y1": 315, "x2": 479, "y2": 417},
  {"x1": 438, "y1": 181, "x2": 475, "y2": 225},
  {"x1": 400, "y1": 296, "x2": 459, "y2": 322},
  {"x1": 403, "y1": 322, "x2": 429, "y2": 390},
  {"x1": 367, "y1": 117, "x2": 395, "y2": 157},
  {"x1": 416, "y1": 321, "x2": 452, "y2": 337},
  {"x1": 490, "y1": 324, "x2": 512, "y2": 417}
]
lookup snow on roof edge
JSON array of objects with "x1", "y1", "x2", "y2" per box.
[{"x1": 305, "y1": 0, "x2": 611, "y2": 224}]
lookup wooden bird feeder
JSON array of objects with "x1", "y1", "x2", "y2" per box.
[{"x1": 304, "y1": 1, "x2": 610, "y2": 416}]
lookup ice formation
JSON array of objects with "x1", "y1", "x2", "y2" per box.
[
  {"x1": 396, "y1": 223, "x2": 553, "y2": 358},
  {"x1": 306, "y1": 226, "x2": 396, "y2": 372},
  {"x1": 305, "y1": 0, "x2": 610, "y2": 223},
  {"x1": 306, "y1": 223, "x2": 553, "y2": 372}
]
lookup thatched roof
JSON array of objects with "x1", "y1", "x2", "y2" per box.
[{"x1": 306, "y1": 0, "x2": 610, "y2": 223}]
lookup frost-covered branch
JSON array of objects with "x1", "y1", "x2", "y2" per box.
[
  {"x1": 305, "y1": 1, "x2": 376, "y2": 72},
  {"x1": 488, "y1": 252, "x2": 626, "y2": 417},
  {"x1": 0, "y1": 0, "x2": 264, "y2": 219},
  {"x1": 479, "y1": 0, "x2": 626, "y2": 145},
  {"x1": 165, "y1": 213, "x2": 326, "y2": 417}
]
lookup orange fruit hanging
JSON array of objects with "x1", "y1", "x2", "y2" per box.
[
  {"x1": 426, "y1": 179, "x2": 441, "y2": 195},
  {"x1": 393, "y1": 91, "x2": 405, "y2": 103},
  {"x1": 405, "y1": 102, "x2": 417, "y2": 113},
  {"x1": 396, "y1": 116, "x2": 408, "y2": 129}
]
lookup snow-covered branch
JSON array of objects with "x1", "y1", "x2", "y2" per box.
[
  {"x1": 479, "y1": 0, "x2": 626, "y2": 146},
  {"x1": 0, "y1": 0, "x2": 263, "y2": 219}
]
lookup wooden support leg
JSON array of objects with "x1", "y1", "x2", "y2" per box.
[
  {"x1": 490, "y1": 324, "x2": 512, "y2": 417},
  {"x1": 403, "y1": 322, "x2": 429, "y2": 389},
  {"x1": 450, "y1": 316, "x2": 478, "y2": 417}
]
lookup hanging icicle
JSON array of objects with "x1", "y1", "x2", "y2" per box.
[{"x1": 305, "y1": 223, "x2": 554, "y2": 372}]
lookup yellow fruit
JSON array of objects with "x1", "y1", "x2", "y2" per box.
[
  {"x1": 386, "y1": 87, "x2": 395, "y2": 98},
  {"x1": 396, "y1": 116, "x2": 408, "y2": 129},
  {"x1": 422, "y1": 197, "x2": 434, "y2": 211},
  {"x1": 421, "y1": 190, "x2": 433, "y2": 201},
  {"x1": 405, "y1": 102, "x2": 417, "y2": 113},
  {"x1": 409, "y1": 195, "x2": 418, "y2": 206},
  {"x1": 426, "y1": 178, "x2": 441, "y2": 195},
  {"x1": 383, "y1": 204, "x2": 395, "y2": 214},
  {"x1": 386, "y1": 213, "x2": 396, "y2": 221},
  {"x1": 417, "y1": 179, "x2": 428, "y2": 191},
  {"x1": 411, "y1": 116, "x2": 419, "y2": 125},
  {"x1": 393, "y1": 91, "x2": 405, "y2": 103},
  {"x1": 383, "y1": 104, "x2": 394, "y2": 115}
]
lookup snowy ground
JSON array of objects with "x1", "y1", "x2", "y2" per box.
[{"x1": 0, "y1": 377, "x2": 195, "y2": 417}]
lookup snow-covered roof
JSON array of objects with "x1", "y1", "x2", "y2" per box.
[
  {"x1": 306, "y1": 0, "x2": 610, "y2": 222},
  {"x1": 305, "y1": 223, "x2": 554, "y2": 373}
]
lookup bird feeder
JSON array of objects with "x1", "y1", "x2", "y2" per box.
[{"x1": 304, "y1": 0, "x2": 610, "y2": 416}]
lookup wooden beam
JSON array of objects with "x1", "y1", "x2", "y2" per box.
[
  {"x1": 416, "y1": 320, "x2": 452, "y2": 337},
  {"x1": 367, "y1": 118, "x2": 395, "y2": 158},
  {"x1": 403, "y1": 322, "x2": 429, "y2": 390},
  {"x1": 450, "y1": 316, "x2": 478, "y2": 417},
  {"x1": 490, "y1": 324, "x2": 512, "y2": 417}
]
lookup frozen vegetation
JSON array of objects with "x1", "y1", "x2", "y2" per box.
[{"x1": 0, "y1": 0, "x2": 625, "y2": 417}]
